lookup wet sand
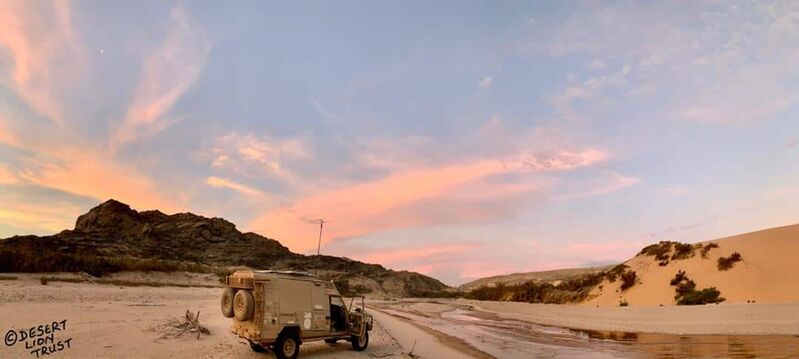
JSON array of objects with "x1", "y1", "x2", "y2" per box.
[{"x1": 374, "y1": 299, "x2": 799, "y2": 358}]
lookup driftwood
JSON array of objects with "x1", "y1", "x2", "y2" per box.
[{"x1": 157, "y1": 310, "x2": 210, "y2": 339}]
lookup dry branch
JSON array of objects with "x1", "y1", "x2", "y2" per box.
[{"x1": 157, "y1": 310, "x2": 210, "y2": 339}]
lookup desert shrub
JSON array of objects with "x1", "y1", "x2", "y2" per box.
[
  {"x1": 619, "y1": 300, "x2": 628, "y2": 307},
  {"x1": 670, "y1": 270, "x2": 687, "y2": 286},
  {"x1": 464, "y1": 271, "x2": 606, "y2": 304},
  {"x1": 557, "y1": 272, "x2": 606, "y2": 291},
  {"x1": 639, "y1": 241, "x2": 697, "y2": 265},
  {"x1": 620, "y1": 271, "x2": 637, "y2": 291},
  {"x1": 669, "y1": 271, "x2": 724, "y2": 305},
  {"x1": 605, "y1": 264, "x2": 629, "y2": 283},
  {"x1": 676, "y1": 287, "x2": 725, "y2": 305},
  {"x1": 40, "y1": 277, "x2": 48, "y2": 285},
  {"x1": 674, "y1": 279, "x2": 696, "y2": 298},
  {"x1": 0, "y1": 242, "x2": 220, "y2": 277},
  {"x1": 700, "y1": 242, "x2": 719, "y2": 259},
  {"x1": 670, "y1": 270, "x2": 697, "y2": 299},
  {"x1": 671, "y1": 243, "x2": 695, "y2": 260},
  {"x1": 465, "y1": 283, "x2": 508, "y2": 301},
  {"x1": 639, "y1": 241, "x2": 673, "y2": 261},
  {"x1": 717, "y1": 252, "x2": 743, "y2": 271}
]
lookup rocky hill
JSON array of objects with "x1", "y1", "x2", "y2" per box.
[{"x1": 0, "y1": 199, "x2": 451, "y2": 298}]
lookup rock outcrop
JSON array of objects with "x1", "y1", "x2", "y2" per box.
[{"x1": 0, "y1": 199, "x2": 451, "y2": 298}]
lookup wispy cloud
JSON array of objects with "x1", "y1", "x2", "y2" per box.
[
  {"x1": 357, "y1": 243, "x2": 478, "y2": 266},
  {"x1": 110, "y1": 7, "x2": 211, "y2": 150},
  {"x1": 206, "y1": 176, "x2": 264, "y2": 197},
  {"x1": 208, "y1": 132, "x2": 311, "y2": 180},
  {"x1": 544, "y1": 1, "x2": 799, "y2": 124},
  {"x1": 249, "y1": 149, "x2": 606, "y2": 251},
  {"x1": 0, "y1": 0, "x2": 85, "y2": 124}
]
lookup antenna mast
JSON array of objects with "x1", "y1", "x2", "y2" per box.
[{"x1": 310, "y1": 219, "x2": 326, "y2": 275}]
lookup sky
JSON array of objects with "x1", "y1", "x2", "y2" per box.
[{"x1": 1, "y1": 1, "x2": 798, "y2": 286}]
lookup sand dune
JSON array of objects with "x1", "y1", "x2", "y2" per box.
[{"x1": 586, "y1": 224, "x2": 799, "y2": 307}]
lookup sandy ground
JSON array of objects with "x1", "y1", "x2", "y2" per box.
[
  {"x1": 3, "y1": 276, "x2": 799, "y2": 358},
  {"x1": 0, "y1": 276, "x2": 446, "y2": 359}
]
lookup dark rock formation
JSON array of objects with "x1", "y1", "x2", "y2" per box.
[{"x1": 0, "y1": 199, "x2": 451, "y2": 298}]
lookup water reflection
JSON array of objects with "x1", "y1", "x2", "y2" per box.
[{"x1": 441, "y1": 307, "x2": 799, "y2": 358}]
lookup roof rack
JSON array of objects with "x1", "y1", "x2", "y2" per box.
[{"x1": 252, "y1": 270, "x2": 318, "y2": 278}]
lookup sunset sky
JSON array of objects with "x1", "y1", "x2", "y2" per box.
[{"x1": 1, "y1": 1, "x2": 798, "y2": 285}]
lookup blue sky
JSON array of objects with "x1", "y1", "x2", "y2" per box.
[{"x1": 1, "y1": 0, "x2": 798, "y2": 285}]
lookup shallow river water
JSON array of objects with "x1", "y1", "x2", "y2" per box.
[{"x1": 380, "y1": 306, "x2": 799, "y2": 358}]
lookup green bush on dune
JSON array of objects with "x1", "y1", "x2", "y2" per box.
[
  {"x1": 717, "y1": 252, "x2": 743, "y2": 271},
  {"x1": 605, "y1": 264, "x2": 629, "y2": 283},
  {"x1": 670, "y1": 270, "x2": 725, "y2": 305},
  {"x1": 639, "y1": 241, "x2": 698, "y2": 266},
  {"x1": 619, "y1": 270, "x2": 637, "y2": 291},
  {"x1": 677, "y1": 287, "x2": 725, "y2": 305},
  {"x1": 464, "y1": 271, "x2": 606, "y2": 304},
  {"x1": 700, "y1": 242, "x2": 719, "y2": 259}
]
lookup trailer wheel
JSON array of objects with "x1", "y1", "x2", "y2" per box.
[
  {"x1": 220, "y1": 288, "x2": 236, "y2": 318},
  {"x1": 274, "y1": 331, "x2": 300, "y2": 359},
  {"x1": 351, "y1": 330, "x2": 369, "y2": 351},
  {"x1": 233, "y1": 290, "x2": 255, "y2": 321}
]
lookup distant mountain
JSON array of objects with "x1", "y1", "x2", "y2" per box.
[{"x1": 0, "y1": 199, "x2": 451, "y2": 298}]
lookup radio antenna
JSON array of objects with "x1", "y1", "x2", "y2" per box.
[{"x1": 308, "y1": 219, "x2": 327, "y2": 275}]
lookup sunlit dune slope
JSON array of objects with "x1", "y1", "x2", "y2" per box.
[{"x1": 586, "y1": 224, "x2": 799, "y2": 307}]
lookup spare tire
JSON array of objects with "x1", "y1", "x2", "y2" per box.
[
  {"x1": 221, "y1": 288, "x2": 236, "y2": 318},
  {"x1": 233, "y1": 289, "x2": 255, "y2": 321}
]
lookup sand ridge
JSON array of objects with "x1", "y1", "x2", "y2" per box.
[{"x1": 586, "y1": 224, "x2": 799, "y2": 307}]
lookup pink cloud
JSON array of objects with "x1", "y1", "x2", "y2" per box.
[
  {"x1": 206, "y1": 176, "x2": 264, "y2": 197},
  {"x1": 110, "y1": 7, "x2": 210, "y2": 150},
  {"x1": 18, "y1": 147, "x2": 180, "y2": 213},
  {"x1": 0, "y1": 0, "x2": 85, "y2": 124},
  {"x1": 249, "y1": 149, "x2": 606, "y2": 252},
  {"x1": 356, "y1": 243, "x2": 478, "y2": 265}
]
